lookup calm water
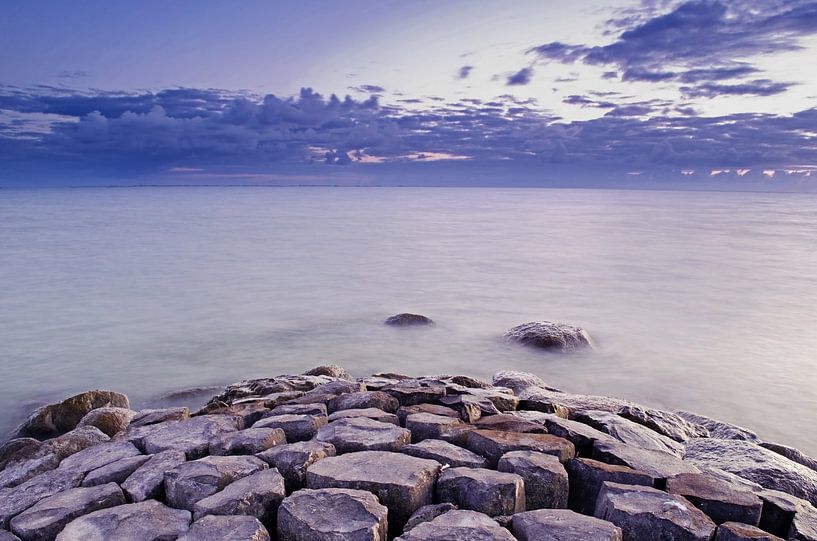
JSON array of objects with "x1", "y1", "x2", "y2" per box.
[{"x1": 1, "y1": 187, "x2": 816, "y2": 453}]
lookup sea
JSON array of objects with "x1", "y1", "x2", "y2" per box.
[{"x1": 1, "y1": 186, "x2": 816, "y2": 454}]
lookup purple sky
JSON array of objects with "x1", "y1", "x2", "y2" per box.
[{"x1": 1, "y1": 0, "x2": 817, "y2": 190}]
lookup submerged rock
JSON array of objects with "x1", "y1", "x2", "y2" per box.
[
  {"x1": 277, "y1": 488, "x2": 388, "y2": 541},
  {"x1": 503, "y1": 321, "x2": 592, "y2": 352},
  {"x1": 384, "y1": 313, "x2": 434, "y2": 326},
  {"x1": 17, "y1": 390, "x2": 130, "y2": 439}
]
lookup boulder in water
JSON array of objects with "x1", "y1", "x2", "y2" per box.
[
  {"x1": 503, "y1": 321, "x2": 592, "y2": 352},
  {"x1": 384, "y1": 314, "x2": 434, "y2": 327}
]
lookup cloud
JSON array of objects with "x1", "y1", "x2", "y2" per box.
[
  {"x1": 348, "y1": 84, "x2": 385, "y2": 93},
  {"x1": 506, "y1": 67, "x2": 533, "y2": 86},
  {"x1": 680, "y1": 79, "x2": 793, "y2": 98},
  {"x1": 457, "y1": 65, "x2": 474, "y2": 79}
]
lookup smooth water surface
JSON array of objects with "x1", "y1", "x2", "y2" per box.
[{"x1": 1, "y1": 187, "x2": 816, "y2": 452}]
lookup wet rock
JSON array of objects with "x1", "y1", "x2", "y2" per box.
[
  {"x1": 18, "y1": 390, "x2": 130, "y2": 439},
  {"x1": 0, "y1": 439, "x2": 41, "y2": 470},
  {"x1": 136, "y1": 414, "x2": 243, "y2": 459},
  {"x1": 595, "y1": 481, "x2": 717, "y2": 541},
  {"x1": 0, "y1": 454, "x2": 60, "y2": 489},
  {"x1": 306, "y1": 450, "x2": 440, "y2": 530},
  {"x1": 474, "y1": 413, "x2": 546, "y2": 433},
  {"x1": 384, "y1": 313, "x2": 434, "y2": 326},
  {"x1": 129, "y1": 407, "x2": 189, "y2": 428},
  {"x1": 573, "y1": 410, "x2": 683, "y2": 456},
  {"x1": 592, "y1": 439, "x2": 700, "y2": 480},
  {"x1": 394, "y1": 509, "x2": 516, "y2": 540},
  {"x1": 760, "y1": 442, "x2": 817, "y2": 474},
  {"x1": 396, "y1": 404, "x2": 459, "y2": 426},
  {"x1": 10, "y1": 482, "x2": 125, "y2": 541},
  {"x1": 405, "y1": 413, "x2": 465, "y2": 443},
  {"x1": 498, "y1": 450, "x2": 569, "y2": 510},
  {"x1": 121, "y1": 449, "x2": 186, "y2": 502},
  {"x1": 179, "y1": 515, "x2": 270, "y2": 541},
  {"x1": 465, "y1": 429, "x2": 575, "y2": 467},
  {"x1": 267, "y1": 403, "x2": 328, "y2": 417},
  {"x1": 565, "y1": 457, "x2": 653, "y2": 515},
  {"x1": 253, "y1": 414, "x2": 326, "y2": 442},
  {"x1": 539, "y1": 413, "x2": 616, "y2": 456},
  {"x1": 38, "y1": 427, "x2": 110, "y2": 461},
  {"x1": 403, "y1": 503, "x2": 457, "y2": 532},
  {"x1": 617, "y1": 405, "x2": 708, "y2": 442},
  {"x1": 328, "y1": 408, "x2": 399, "y2": 425},
  {"x1": 193, "y1": 468, "x2": 285, "y2": 523},
  {"x1": 0, "y1": 469, "x2": 84, "y2": 529},
  {"x1": 277, "y1": 488, "x2": 388, "y2": 541},
  {"x1": 303, "y1": 364, "x2": 354, "y2": 381},
  {"x1": 316, "y1": 417, "x2": 410, "y2": 453},
  {"x1": 436, "y1": 467, "x2": 525, "y2": 516},
  {"x1": 327, "y1": 391, "x2": 399, "y2": 414},
  {"x1": 77, "y1": 407, "x2": 135, "y2": 437},
  {"x1": 256, "y1": 440, "x2": 336, "y2": 492},
  {"x1": 715, "y1": 522, "x2": 784, "y2": 540},
  {"x1": 57, "y1": 441, "x2": 141, "y2": 475},
  {"x1": 503, "y1": 321, "x2": 592, "y2": 352},
  {"x1": 401, "y1": 439, "x2": 488, "y2": 468},
  {"x1": 676, "y1": 411, "x2": 758, "y2": 441},
  {"x1": 209, "y1": 428, "x2": 286, "y2": 455},
  {"x1": 684, "y1": 438, "x2": 817, "y2": 506},
  {"x1": 666, "y1": 472, "x2": 763, "y2": 525},
  {"x1": 55, "y1": 500, "x2": 191, "y2": 540},
  {"x1": 82, "y1": 455, "x2": 151, "y2": 487},
  {"x1": 512, "y1": 508, "x2": 623, "y2": 541},
  {"x1": 383, "y1": 380, "x2": 446, "y2": 407},
  {"x1": 164, "y1": 455, "x2": 268, "y2": 511},
  {"x1": 492, "y1": 371, "x2": 554, "y2": 394}
]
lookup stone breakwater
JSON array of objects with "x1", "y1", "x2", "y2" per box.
[{"x1": 1, "y1": 366, "x2": 817, "y2": 540}]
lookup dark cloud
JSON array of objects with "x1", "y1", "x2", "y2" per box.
[
  {"x1": 348, "y1": 84, "x2": 385, "y2": 93},
  {"x1": 506, "y1": 67, "x2": 533, "y2": 86},
  {"x1": 457, "y1": 65, "x2": 474, "y2": 79},
  {"x1": 680, "y1": 79, "x2": 793, "y2": 98}
]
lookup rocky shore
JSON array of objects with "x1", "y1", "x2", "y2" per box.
[{"x1": 1, "y1": 364, "x2": 816, "y2": 540}]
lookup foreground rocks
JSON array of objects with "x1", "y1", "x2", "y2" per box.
[{"x1": 1, "y1": 365, "x2": 815, "y2": 541}]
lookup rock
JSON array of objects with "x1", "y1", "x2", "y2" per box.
[
  {"x1": 360, "y1": 376, "x2": 403, "y2": 391},
  {"x1": 82, "y1": 455, "x2": 151, "y2": 487},
  {"x1": 444, "y1": 384, "x2": 519, "y2": 412},
  {"x1": 10, "y1": 483, "x2": 125, "y2": 541},
  {"x1": 592, "y1": 439, "x2": 700, "y2": 480},
  {"x1": 384, "y1": 313, "x2": 434, "y2": 326},
  {"x1": 666, "y1": 472, "x2": 763, "y2": 525},
  {"x1": 503, "y1": 321, "x2": 592, "y2": 352},
  {"x1": 394, "y1": 509, "x2": 516, "y2": 540},
  {"x1": 756, "y1": 489, "x2": 804, "y2": 537},
  {"x1": 135, "y1": 414, "x2": 243, "y2": 459},
  {"x1": 209, "y1": 428, "x2": 286, "y2": 455},
  {"x1": 316, "y1": 417, "x2": 410, "y2": 453},
  {"x1": 256, "y1": 441, "x2": 336, "y2": 492},
  {"x1": 55, "y1": 500, "x2": 191, "y2": 540},
  {"x1": 573, "y1": 410, "x2": 683, "y2": 456},
  {"x1": 790, "y1": 503, "x2": 817, "y2": 541},
  {"x1": 304, "y1": 380, "x2": 366, "y2": 398},
  {"x1": 517, "y1": 398, "x2": 571, "y2": 418},
  {"x1": 306, "y1": 451, "x2": 440, "y2": 530},
  {"x1": 57, "y1": 441, "x2": 141, "y2": 475},
  {"x1": 0, "y1": 469, "x2": 84, "y2": 529},
  {"x1": 277, "y1": 488, "x2": 388, "y2": 541},
  {"x1": 498, "y1": 451, "x2": 569, "y2": 510},
  {"x1": 212, "y1": 375, "x2": 329, "y2": 404},
  {"x1": 253, "y1": 414, "x2": 326, "y2": 442},
  {"x1": 539, "y1": 414, "x2": 616, "y2": 456},
  {"x1": 328, "y1": 408, "x2": 399, "y2": 425},
  {"x1": 38, "y1": 426, "x2": 110, "y2": 460},
  {"x1": 617, "y1": 405, "x2": 708, "y2": 442},
  {"x1": 193, "y1": 468, "x2": 285, "y2": 523},
  {"x1": 760, "y1": 442, "x2": 817, "y2": 474},
  {"x1": 595, "y1": 481, "x2": 716, "y2": 541},
  {"x1": 396, "y1": 404, "x2": 459, "y2": 426},
  {"x1": 401, "y1": 439, "x2": 488, "y2": 468},
  {"x1": 120, "y1": 449, "x2": 186, "y2": 502},
  {"x1": 492, "y1": 371, "x2": 554, "y2": 394},
  {"x1": 435, "y1": 467, "x2": 525, "y2": 516},
  {"x1": 439, "y1": 394, "x2": 499, "y2": 422},
  {"x1": 77, "y1": 407, "x2": 135, "y2": 437},
  {"x1": 715, "y1": 522, "x2": 784, "y2": 540},
  {"x1": 474, "y1": 414, "x2": 546, "y2": 433},
  {"x1": 403, "y1": 503, "x2": 457, "y2": 532},
  {"x1": 327, "y1": 392, "x2": 399, "y2": 414},
  {"x1": 405, "y1": 413, "x2": 465, "y2": 443},
  {"x1": 512, "y1": 509, "x2": 623, "y2": 541},
  {"x1": 129, "y1": 407, "x2": 189, "y2": 428},
  {"x1": 303, "y1": 364, "x2": 354, "y2": 381},
  {"x1": 383, "y1": 381, "x2": 446, "y2": 407},
  {"x1": 465, "y1": 429, "x2": 575, "y2": 467},
  {"x1": 676, "y1": 411, "x2": 758, "y2": 441},
  {"x1": 17, "y1": 390, "x2": 130, "y2": 438},
  {"x1": 164, "y1": 455, "x2": 268, "y2": 511},
  {"x1": 179, "y1": 515, "x2": 270, "y2": 541},
  {"x1": 267, "y1": 403, "x2": 328, "y2": 417},
  {"x1": 565, "y1": 458, "x2": 653, "y2": 515},
  {"x1": 0, "y1": 531, "x2": 20, "y2": 541},
  {"x1": 193, "y1": 402, "x2": 269, "y2": 427},
  {"x1": 0, "y1": 439, "x2": 42, "y2": 470},
  {"x1": 0, "y1": 454, "x2": 60, "y2": 489},
  {"x1": 684, "y1": 438, "x2": 817, "y2": 506}
]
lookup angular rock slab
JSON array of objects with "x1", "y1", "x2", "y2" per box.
[
  {"x1": 566, "y1": 457, "x2": 653, "y2": 515},
  {"x1": 328, "y1": 408, "x2": 399, "y2": 425},
  {"x1": 252, "y1": 414, "x2": 326, "y2": 442},
  {"x1": 498, "y1": 450, "x2": 569, "y2": 510},
  {"x1": 396, "y1": 404, "x2": 459, "y2": 426},
  {"x1": 473, "y1": 414, "x2": 546, "y2": 434},
  {"x1": 405, "y1": 413, "x2": 465, "y2": 443},
  {"x1": 10, "y1": 483, "x2": 125, "y2": 541},
  {"x1": 164, "y1": 455, "x2": 268, "y2": 511},
  {"x1": 0, "y1": 454, "x2": 60, "y2": 489},
  {"x1": 179, "y1": 515, "x2": 270, "y2": 541},
  {"x1": 256, "y1": 440, "x2": 336, "y2": 492},
  {"x1": 383, "y1": 381, "x2": 446, "y2": 407},
  {"x1": 306, "y1": 451, "x2": 440, "y2": 530},
  {"x1": 18, "y1": 390, "x2": 129, "y2": 439},
  {"x1": 666, "y1": 472, "x2": 763, "y2": 525},
  {"x1": 436, "y1": 467, "x2": 525, "y2": 516},
  {"x1": 129, "y1": 407, "x2": 189, "y2": 428},
  {"x1": 193, "y1": 468, "x2": 286, "y2": 522},
  {"x1": 572, "y1": 410, "x2": 683, "y2": 456},
  {"x1": 513, "y1": 509, "x2": 623, "y2": 541},
  {"x1": 277, "y1": 488, "x2": 388, "y2": 541},
  {"x1": 0, "y1": 531, "x2": 21, "y2": 541},
  {"x1": 395, "y1": 509, "x2": 516, "y2": 540},
  {"x1": 0, "y1": 468, "x2": 84, "y2": 529},
  {"x1": 595, "y1": 481, "x2": 716, "y2": 541},
  {"x1": 120, "y1": 449, "x2": 186, "y2": 502},
  {"x1": 267, "y1": 403, "x2": 327, "y2": 417},
  {"x1": 327, "y1": 391, "x2": 399, "y2": 414},
  {"x1": 82, "y1": 455, "x2": 151, "y2": 487},
  {"x1": 593, "y1": 439, "x2": 700, "y2": 480},
  {"x1": 403, "y1": 503, "x2": 457, "y2": 532},
  {"x1": 55, "y1": 500, "x2": 191, "y2": 540},
  {"x1": 539, "y1": 413, "x2": 616, "y2": 456},
  {"x1": 131, "y1": 414, "x2": 243, "y2": 459},
  {"x1": 715, "y1": 522, "x2": 784, "y2": 541},
  {"x1": 57, "y1": 441, "x2": 141, "y2": 475},
  {"x1": 209, "y1": 428, "x2": 286, "y2": 455},
  {"x1": 401, "y1": 439, "x2": 488, "y2": 468},
  {"x1": 465, "y1": 429, "x2": 575, "y2": 467},
  {"x1": 316, "y1": 417, "x2": 410, "y2": 453}
]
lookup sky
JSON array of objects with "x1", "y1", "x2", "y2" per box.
[{"x1": 1, "y1": 0, "x2": 817, "y2": 190}]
